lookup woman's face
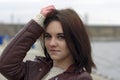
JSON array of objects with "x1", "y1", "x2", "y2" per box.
[{"x1": 45, "y1": 21, "x2": 73, "y2": 62}]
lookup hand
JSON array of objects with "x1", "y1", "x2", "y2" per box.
[{"x1": 40, "y1": 5, "x2": 55, "y2": 17}]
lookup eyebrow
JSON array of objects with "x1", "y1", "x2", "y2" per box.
[
  {"x1": 57, "y1": 33, "x2": 64, "y2": 36},
  {"x1": 44, "y1": 32, "x2": 49, "y2": 35},
  {"x1": 44, "y1": 32, "x2": 64, "y2": 36}
]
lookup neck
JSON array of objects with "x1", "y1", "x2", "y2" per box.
[{"x1": 53, "y1": 58, "x2": 74, "y2": 70}]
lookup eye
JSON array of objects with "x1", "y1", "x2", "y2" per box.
[
  {"x1": 58, "y1": 35, "x2": 65, "y2": 40},
  {"x1": 44, "y1": 33, "x2": 51, "y2": 40}
]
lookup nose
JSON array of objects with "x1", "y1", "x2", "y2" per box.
[{"x1": 49, "y1": 37, "x2": 57, "y2": 46}]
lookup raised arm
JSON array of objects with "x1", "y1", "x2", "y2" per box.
[{"x1": 0, "y1": 5, "x2": 55, "y2": 80}]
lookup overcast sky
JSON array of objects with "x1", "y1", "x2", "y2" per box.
[{"x1": 0, "y1": 0, "x2": 120, "y2": 25}]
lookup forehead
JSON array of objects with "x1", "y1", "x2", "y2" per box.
[{"x1": 45, "y1": 21, "x2": 63, "y2": 33}]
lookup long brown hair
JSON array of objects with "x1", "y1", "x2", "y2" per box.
[{"x1": 43, "y1": 9, "x2": 95, "y2": 73}]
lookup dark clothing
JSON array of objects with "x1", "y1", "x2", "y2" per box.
[{"x1": 0, "y1": 20, "x2": 92, "y2": 80}]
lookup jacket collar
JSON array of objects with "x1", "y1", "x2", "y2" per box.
[
  {"x1": 64, "y1": 64, "x2": 85, "y2": 73},
  {"x1": 35, "y1": 56, "x2": 85, "y2": 73},
  {"x1": 35, "y1": 56, "x2": 53, "y2": 67}
]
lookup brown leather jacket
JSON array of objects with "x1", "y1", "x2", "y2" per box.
[{"x1": 0, "y1": 20, "x2": 92, "y2": 80}]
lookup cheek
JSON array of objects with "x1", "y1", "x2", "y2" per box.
[
  {"x1": 45, "y1": 41, "x2": 48, "y2": 48},
  {"x1": 62, "y1": 42, "x2": 68, "y2": 49},
  {"x1": 64, "y1": 47, "x2": 70, "y2": 54},
  {"x1": 61, "y1": 43, "x2": 70, "y2": 52}
]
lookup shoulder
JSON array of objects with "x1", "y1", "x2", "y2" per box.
[
  {"x1": 26, "y1": 56, "x2": 53, "y2": 66},
  {"x1": 34, "y1": 56, "x2": 47, "y2": 62},
  {"x1": 25, "y1": 56, "x2": 53, "y2": 73},
  {"x1": 77, "y1": 71, "x2": 92, "y2": 80},
  {"x1": 34, "y1": 56, "x2": 53, "y2": 64}
]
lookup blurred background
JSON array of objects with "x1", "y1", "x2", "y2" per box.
[{"x1": 0, "y1": 0, "x2": 120, "y2": 80}]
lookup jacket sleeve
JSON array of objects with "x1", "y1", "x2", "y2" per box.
[{"x1": 0, "y1": 20, "x2": 44, "y2": 80}]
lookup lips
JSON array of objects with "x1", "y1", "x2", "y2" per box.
[{"x1": 49, "y1": 50, "x2": 60, "y2": 54}]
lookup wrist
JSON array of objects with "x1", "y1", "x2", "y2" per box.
[{"x1": 33, "y1": 14, "x2": 45, "y2": 27}]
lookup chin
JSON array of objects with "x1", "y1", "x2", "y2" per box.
[{"x1": 50, "y1": 56, "x2": 60, "y2": 61}]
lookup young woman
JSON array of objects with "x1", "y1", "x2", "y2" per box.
[{"x1": 0, "y1": 5, "x2": 95, "y2": 80}]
